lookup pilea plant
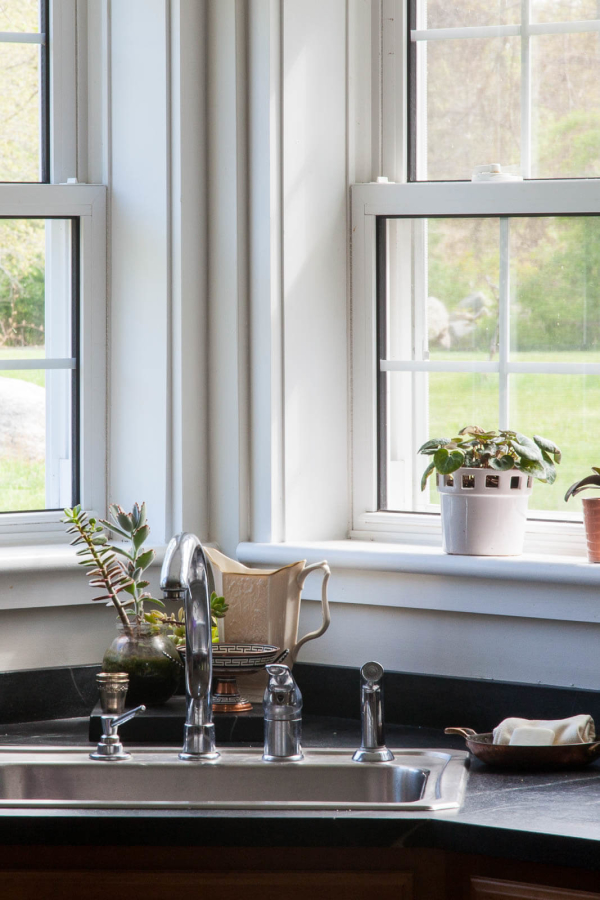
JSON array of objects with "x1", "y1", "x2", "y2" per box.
[
  {"x1": 564, "y1": 467, "x2": 600, "y2": 502},
  {"x1": 63, "y1": 502, "x2": 164, "y2": 633},
  {"x1": 419, "y1": 425, "x2": 562, "y2": 491}
]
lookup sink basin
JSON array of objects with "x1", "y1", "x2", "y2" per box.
[{"x1": 0, "y1": 747, "x2": 468, "y2": 811}]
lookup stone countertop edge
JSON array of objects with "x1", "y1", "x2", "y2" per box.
[{"x1": 1, "y1": 716, "x2": 600, "y2": 871}]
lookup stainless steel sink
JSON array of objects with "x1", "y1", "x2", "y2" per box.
[{"x1": 0, "y1": 747, "x2": 468, "y2": 811}]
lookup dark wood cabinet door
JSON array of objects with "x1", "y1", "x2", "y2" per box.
[{"x1": 471, "y1": 877, "x2": 600, "y2": 900}]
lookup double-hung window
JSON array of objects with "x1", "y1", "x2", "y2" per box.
[
  {"x1": 352, "y1": 0, "x2": 600, "y2": 543},
  {"x1": 0, "y1": 0, "x2": 106, "y2": 539}
]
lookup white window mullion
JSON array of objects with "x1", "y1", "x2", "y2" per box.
[
  {"x1": 411, "y1": 218, "x2": 429, "y2": 510},
  {"x1": 520, "y1": 0, "x2": 532, "y2": 178},
  {"x1": 498, "y1": 217, "x2": 511, "y2": 430}
]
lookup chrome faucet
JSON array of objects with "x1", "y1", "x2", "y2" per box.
[
  {"x1": 160, "y1": 532, "x2": 219, "y2": 761},
  {"x1": 352, "y1": 661, "x2": 394, "y2": 763},
  {"x1": 263, "y1": 664, "x2": 303, "y2": 762}
]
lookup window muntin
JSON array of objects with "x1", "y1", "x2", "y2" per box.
[
  {"x1": 377, "y1": 212, "x2": 600, "y2": 519},
  {"x1": 410, "y1": 0, "x2": 600, "y2": 181},
  {"x1": 0, "y1": 216, "x2": 78, "y2": 513},
  {"x1": 0, "y1": 0, "x2": 48, "y2": 183}
]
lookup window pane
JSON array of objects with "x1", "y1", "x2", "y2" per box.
[
  {"x1": 510, "y1": 217, "x2": 600, "y2": 358},
  {"x1": 0, "y1": 218, "x2": 75, "y2": 512},
  {"x1": 420, "y1": 37, "x2": 521, "y2": 181},
  {"x1": 531, "y1": 32, "x2": 600, "y2": 179},
  {"x1": 510, "y1": 374, "x2": 600, "y2": 514},
  {"x1": 422, "y1": 0, "x2": 519, "y2": 29},
  {"x1": 532, "y1": 0, "x2": 598, "y2": 24},
  {"x1": 385, "y1": 371, "x2": 499, "y2": 510},
  {"x1": 427, "y1": 218, "x2": 500, "y2": 360},
  {"x1": 0, "y1": 41, "x2": 41, "y2": 182},
  {"x1": 0, "y1": 0, "x2": 40, "y2": 33}
]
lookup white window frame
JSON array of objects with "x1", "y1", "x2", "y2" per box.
[
  {"x1": 0, "y1": 2, "x2": 106, "y2": 541},
  {"x1": 0, "y1": 183, "x2": 106, "y2": 539},
  {"x1": 351, "y1": 179, "x2": 600, "y2": 553}
]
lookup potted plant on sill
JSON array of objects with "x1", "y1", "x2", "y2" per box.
[
  {"x1": 63, "y1": 502, "x2": 182, "y2": 706},
  {"x1": 419, "y1": 426, "x2": 561, "y2": 556},
  {"x1": 565, "y1": 468, "x2": 600, "y2": 563}
]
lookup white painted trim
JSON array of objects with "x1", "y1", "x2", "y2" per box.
[
  {"x1": 0, "y1": 32, "x2": 44, "y2": 43},
  {"x1": 411, "y1": 20, "x2": 600, "y2": 41},
  {"x1": 49, "y1": 0, "x2": 78, "y2": 184},
  {"x1": 380, "y1": 360, "x2": 600, "y2": 374},
  {"x1": 359, "y1": 179, "x2": 600, "y2": 216},
  {"x1": 0, "y1": 359, "x2": 75, "y2": 370},
  {"x1": 247, "y1": 0, "x2": 284, "y2": 544},
  {"x1": 237, "y1": 539, "x2": 600, "y2": 599}
]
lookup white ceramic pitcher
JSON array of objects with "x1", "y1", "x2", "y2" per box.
[{"x1": 205, "y1": 548, "x2": 331, "y2": 665}]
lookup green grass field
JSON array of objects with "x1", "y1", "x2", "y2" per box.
[{"x1": 418, "y1": 352, "x2": 600, "y2": 514}]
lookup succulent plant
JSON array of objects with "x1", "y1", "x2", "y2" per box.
[
  {"x1": 419, "y1": 425, "x2": 561, "y2": 491},
  {"x1": 146, "y1": 592, "x2": 228, "y2": 649},
  {"x1": 564, "y1": 467, "x2": 600, "y2": 502},
  {"x1": 63, "y1": 501, "x2": 164, "y2": 632}
]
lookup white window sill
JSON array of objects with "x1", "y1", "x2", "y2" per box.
[
  {"x1": 0, "y1": 543, "x2": 166, "y2": 611},
  {"x1": 237, "y1": 539, "x2": 600, "y2": 624}
]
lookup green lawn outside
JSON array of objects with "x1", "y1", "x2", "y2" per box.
[
  {"x1": 0, "y1": 346, "x2": 45, "y2": 387},
  {"x1": 423, "y1": 351, "x2": 599, "y2": 513}
]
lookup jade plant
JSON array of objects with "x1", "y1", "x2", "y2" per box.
[
  {"x1": 63, "y1": 502, "x2": 164, "y2": 635},
  {"x1": 419, "y1": 425, "x2": 561, "y2": 491},
  {"x1": 564, "y1": 468, "x2": 600, "y2": 502},
  {"x1": 146, "y1": 592, "x2": 228, "y2": 648}
]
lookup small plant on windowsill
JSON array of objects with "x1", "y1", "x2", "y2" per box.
[
  {"x1": 418, "y1": 426, "x2": 561, "y2": 557},
  {"x1": 63, "y1": 503, "x2": 181, "y2": 706},
  {"x1": 565, "y1": 468, "x2": 600, "y2": 563}
]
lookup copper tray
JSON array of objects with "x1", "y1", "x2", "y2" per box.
[{"x1": 445, "y1": 727, "x2": 600, "y2": 769}]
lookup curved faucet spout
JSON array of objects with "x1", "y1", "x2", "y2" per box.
[{"x1": 160, "y1": 533, "x2": 219, "y2": 761}]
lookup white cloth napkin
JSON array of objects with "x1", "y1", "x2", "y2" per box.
[{"x1": 492, "y1": 714, "x2": 595, "y2": 746}]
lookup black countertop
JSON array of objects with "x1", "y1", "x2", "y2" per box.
[{"x1": 1, "y1": 714, "x2": 600, "y2": 872}]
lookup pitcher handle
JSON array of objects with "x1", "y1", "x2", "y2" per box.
[{"x1": 290, "y1": 561, "x2": 331, "y2": 665}]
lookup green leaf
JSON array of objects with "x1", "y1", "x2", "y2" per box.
[
  {"x1": 511, "y1": 433, "x2": 544, "y2": 464},
  {"x1": 111, "y1": 545, "x2": 135, "y2": 562},
  {"x1": 136, "y1": 549, "x2": 155, "y2": 571},
  {"x1": 533, "y1": 434, "x2": 562, "y2": 464},
  {"x1": 122, "y1": 582, "x2": 136, "y2": 596},
  {"x1": 420, "y1": 460, "x2": 436, "y2": 492},
  {"x1": 417, "y1": 438, "x2": 448, "y2": 456},
  {"x1": 433, "y1": 446, "x2": 465, "y2": 475},
  {"x1": 116, "y1": 511, "x2": 134, "y2": 534},
  {"x1": 564, "y1": 473, "x2": 600, "y2": 501},
  {"x1": 489, "y1": 455, "x2": 514, "y2": 471},
  {"x1": 133, "y1": 524, "x2": 150, "y2": 551}
]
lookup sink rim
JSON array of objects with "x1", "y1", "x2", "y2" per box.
[{"x1": 0, "y1": 746, "x2": 469, "y2": 812}]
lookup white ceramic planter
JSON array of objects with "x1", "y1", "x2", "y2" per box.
[{"x1": 437, "y1": 467, "x2": 533, "y2": 556}]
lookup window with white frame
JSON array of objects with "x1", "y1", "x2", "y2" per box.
[
  {"x1": 352, "y1": 0, "x2": 600, "y2": 535},
  {"x1": 0, "y1": 0, "x2": 106, "y2": 535}
]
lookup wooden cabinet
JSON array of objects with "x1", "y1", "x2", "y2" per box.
[
  {"x1": 0, "y1": 845, "x2": 598, "y2": 900},
  {"x1": 471, "y1": 877, "x2": 600, "y2": 900}
]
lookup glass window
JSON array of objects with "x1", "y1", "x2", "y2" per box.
[
  {"x1": 378, "y1": 214, "x2": 600, "y2": 517},
  {"x1": 410, "y1": 0, "x2": 600, "y2": 180},
  {"x1": 0, "y1": 0, "x2": 48, "y2": 182},
  {"x1": 0, "y1": 218, "x2": 77, "y2": 512}
]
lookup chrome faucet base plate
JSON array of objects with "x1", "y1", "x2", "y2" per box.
[
  {"x1": 178, "y1": 751, "x2": 220, "y2": 762},
  {"x1": 89, "y1": 750, "x2": 132, "y2": 761},
  {"x1": 262, "y1": 752, "x2": 304, "y2": 763},
  {"x1": 352, "y1": 747, "x2": 395, "y2": 763}
]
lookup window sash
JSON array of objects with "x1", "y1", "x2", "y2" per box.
[
  {"x1": 0, "y1": 183, "x2": 106, "y2": 536},
  {"x1": 408, "y1": 0, "x2": 600, "y2": 181},
  {"x1": 351, "y1": 179, "x2": 600, "y2": 533}
]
